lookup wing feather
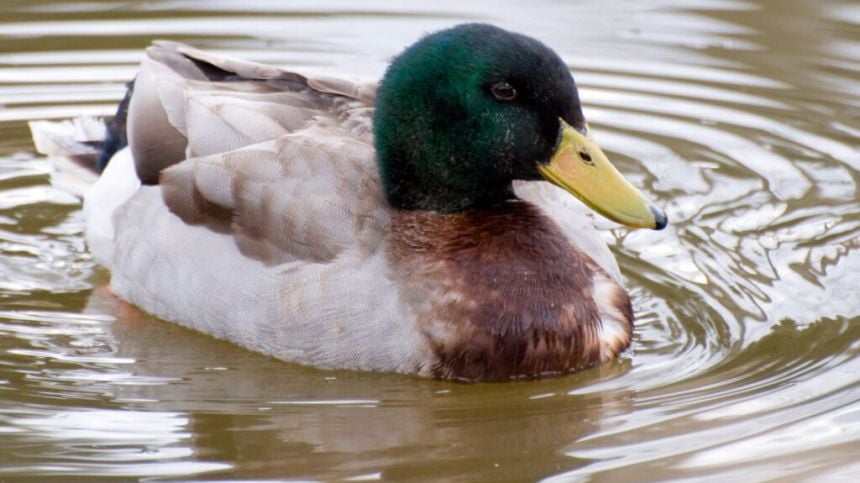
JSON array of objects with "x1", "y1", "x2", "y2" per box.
[{"x1": 121, "y1": 41, "x2": 386, "y2": 264}]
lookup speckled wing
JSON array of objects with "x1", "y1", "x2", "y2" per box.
[
  {"x1": 160, "y1": 126, "x2": 390, "y2": 265},
  {"x1": 132, "y1": 41, "x2": 388, "y2": 264}
]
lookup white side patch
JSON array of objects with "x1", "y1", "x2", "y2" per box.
[
  {"x1": 592, "y1": 273, "x2": 632, "y2": 361},
  {"x1": 107, "y1": 188, "x2": 431, "y2": 375},
  {"x1": 83, "y1": 147, "x2": 141, "y2": 268}
]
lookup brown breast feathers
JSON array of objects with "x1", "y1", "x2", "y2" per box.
[{"x1": 389, "y1": 200, "x2": 633, "y2": 381}]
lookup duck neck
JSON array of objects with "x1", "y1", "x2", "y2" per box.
[{"x1": 384, "y1": 174, "x2": 516, "y2": 213}]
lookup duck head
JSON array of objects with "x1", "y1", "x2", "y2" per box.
[{"x1": 374, "y1": 23, "x2": 666, "y2": 229}]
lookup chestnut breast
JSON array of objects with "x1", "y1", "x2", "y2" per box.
[{"x1": 389, "y1": 201, "x2": 633, "y2": 381}]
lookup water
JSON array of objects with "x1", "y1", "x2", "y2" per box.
[{"x1": 1, "y1": 0, "x2": 858, "y2": 480}]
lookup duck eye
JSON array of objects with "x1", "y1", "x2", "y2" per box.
[{"x1": 490, "y1": 82, "x2": 517, "y2": 101}]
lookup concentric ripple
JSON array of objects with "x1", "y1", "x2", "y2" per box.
[{"x1": 0, "y1": 0, "x2": 857, "y2": 481}]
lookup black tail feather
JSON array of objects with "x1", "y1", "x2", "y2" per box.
[{"x1": 97, "y1": 80, "x2": 135, "y2": 172}]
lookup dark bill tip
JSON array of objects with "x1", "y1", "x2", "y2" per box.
[{"x1": 651, "y1": 206, "x2": 668, "y2": 230}]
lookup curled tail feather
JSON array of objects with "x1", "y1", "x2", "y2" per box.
[
  {"x1": 97, "y1": 80, "x2": 134, "y2": 171},
  {"x1": 28, "y1": 81, "x2": 134, "y2": 196}
]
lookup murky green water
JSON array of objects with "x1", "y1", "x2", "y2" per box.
[{"x1": 1, "y1": 0, "x2": 858, "y2": 481}]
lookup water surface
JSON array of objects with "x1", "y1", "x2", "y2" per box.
[{"x1": 1, "y1": 0, "x2": 858, "y2": 480}]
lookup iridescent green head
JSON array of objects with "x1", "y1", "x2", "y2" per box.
[{"x1": 374, "y1": 23, "x2": 666, "y2": 229}]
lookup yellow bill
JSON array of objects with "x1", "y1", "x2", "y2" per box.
[{"x1": 538, "y1": 119, "x2": 667, "y2": 230}]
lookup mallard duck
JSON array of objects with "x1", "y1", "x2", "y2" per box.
[{"x1": 31, "y1": 23, "x2": 666, "y2": 381}]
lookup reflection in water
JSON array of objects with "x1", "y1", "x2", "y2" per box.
[{"x1": 0, "y1": 0, "x2": 858, "y2": 480}]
